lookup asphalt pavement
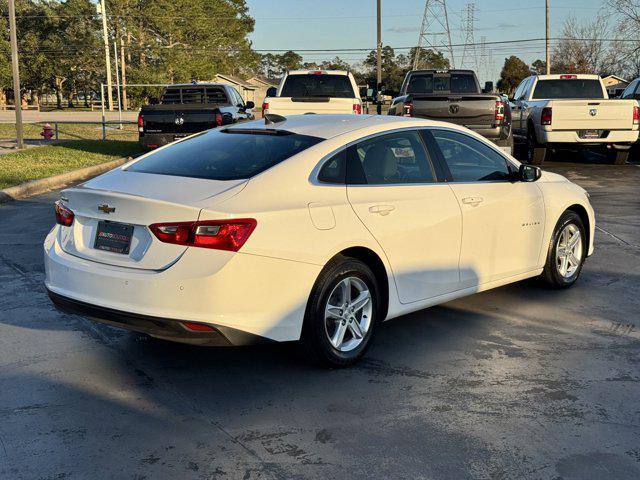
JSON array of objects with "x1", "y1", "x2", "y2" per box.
[{"x1": 1, "y1": 156, "x2": 639, "y2": 479}]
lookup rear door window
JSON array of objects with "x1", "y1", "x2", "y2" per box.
[
  {"x1": 280, "y1": 74, "x2": 355, "y2": 98},
  {"x1": 128, "y1": 129, "x2": 323, "y2": 181},
  {"x1": 204, "y1": 87, "x2": 228, "y2": 104},
  {"x1": 532, "y1": 79, "x2": 605, "y2": 99},
  {"x1": 181, "y1": 88, "x2": 206, "y2": 104}
]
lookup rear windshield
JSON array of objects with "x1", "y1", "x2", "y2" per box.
[
  {"x1": 161, "y1": 87, "x2": 228, "y2": 104},
  {"x1": 280, "y1": 74, "x2": 355, "y2": 98},
  {"x1": 406, "y1": 73, "x2": 477, "y2": 94},
  {"x1": 532, "y1": 79, "x2": 604, "y2": 99},
  {"x1": 127, "y1": 129, "x2": 323, "y2": 181}
]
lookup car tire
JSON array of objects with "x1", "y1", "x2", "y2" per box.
[
  {"x1": 526, "y1": 128, "x2": 549, "y2": 165},
  {"x1": 300, "y1": 256, "x2": 380, "y2": 367},
  {"x1": 610, "y1": 149, "x2": 629, "y2": 165},
  {"x1": 541, "y1": 211, "x2": 586, "y2": 289},
  {"x1": 495, "y1": 129, "x2": 514, "y2": 156}
]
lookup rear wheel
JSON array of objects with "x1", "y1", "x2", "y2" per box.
[
  {"x1": 301, "y1": 256, "x2": 380, "y2": 367},
  {"x1": 609, "y1": 149, "x2": 629, "y2": 165},
  {"x1": 527, "y1": 128, "x2": 549, "y2": 165},
  {"x1": 541, "y1": 211, "x2": 586, "y2": 288}
]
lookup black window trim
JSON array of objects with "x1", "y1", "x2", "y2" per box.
[
  {"x1": 425, "y1": 126, "x2": 519, "y2": 184},
  {"x1": 311, "y1": 127, "x2": 446, "y2": 186}
]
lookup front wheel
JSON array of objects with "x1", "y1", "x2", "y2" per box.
[
  {"x1": 541, "y1": 211, "x2": 586, "y2": 288},
  {"x1": 301, "y1": 256, "x2": 380, "y2": 367}
]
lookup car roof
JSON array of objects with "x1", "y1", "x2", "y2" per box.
[{"x1": 224, "y1": 114, "x2": 445, "y2": 139}]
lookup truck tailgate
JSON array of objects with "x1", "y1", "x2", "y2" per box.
[
  {"x1": 267, "y1": 97, "x2": 356, "y2": 115},
  {"x1": 412, "y1": 95, "x2": 496, "y2": 126},
  {"x1": 550, "y1": 100, "x2": 636, "y2": 131},
  {"x1": 142, "y1": 106, "x2": 221, "y2": 135}
]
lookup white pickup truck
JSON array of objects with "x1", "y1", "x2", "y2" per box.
[
  {"x1": 510, "y1": 74, "x2": 640, "y2": 164},
  {"x1": 262, "y1": 70, "x2": 363, "y2": 116}
]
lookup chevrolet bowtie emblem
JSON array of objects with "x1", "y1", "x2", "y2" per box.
[{"x1": 98, "y1": 204, "x2": 116, "y2": 214}]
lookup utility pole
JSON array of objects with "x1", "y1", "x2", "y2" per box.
[
  {"x1": 8, "y1": 0, "x2": 24, "y2": 149},
  {"x1": 120, "y1": 36, "x2": 128, "y2": 110},
  {"x1": 376, "y1": 0, "x2": 382, "y2": 115},
  {"x1": 545, "y1": 0, "x2": 551, "y2": 74},
  {"x1": 98, "y1": 0, "x2": 114, "y2": 111}
]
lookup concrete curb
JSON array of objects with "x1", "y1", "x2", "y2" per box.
[{"x1": 0, "y1": 157, "x2": 130, "y2": 204}]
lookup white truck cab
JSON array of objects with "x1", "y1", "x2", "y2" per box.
[
  {"x1": 511, "y1": 74, "x2": 640, "y2": 164},
  {"x1": 262, "y1": 70, "x2": 363, "y2": 116}
]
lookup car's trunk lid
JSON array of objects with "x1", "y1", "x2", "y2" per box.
[{"x1": 58, "y1": 168, "x2": 246, "y2": 270}]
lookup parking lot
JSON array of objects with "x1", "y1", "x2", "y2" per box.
[{"x1": 1, "y1": 155, "x2": 639, "y2": 479}]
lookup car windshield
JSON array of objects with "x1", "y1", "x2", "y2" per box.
[
  {"x1": 127, "y1": 129, "x2": 323, "y2": 181},
  {"x1": 406, "y1": 73, "x2": 477, "y2": 94},
  {"x1": 532, "y1": 79, "x2": 605, "y2": 99},
  {"x1": 280, "y1": 74, "x2": 355, "y2": 98}
]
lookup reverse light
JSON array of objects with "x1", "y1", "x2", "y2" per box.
[
  {"x1": 633, "y1": 105, "x2": 639, "y2": 125},
  {"x1": 353, "y1": 103, "x2": 362, "y2": 114},
  {"x1": 54, "y1": 200, "x2": 74, "y2": 227},
  {"x1": 541, "y1": 107, "x2": 552, "y2": 126},
  {"x1": 403, "y1": 101, "x2": 413, "y2": 117},
  {"x1": 137, "y1": 113, "x2": 144, "y2": 133},
  {"x1": 149, "y1": 219, "x2": 257, "y2": 252},
  {"x1": 494, "y1": 100, "x2": 505, "y2": 122}
]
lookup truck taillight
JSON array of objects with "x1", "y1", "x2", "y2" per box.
[
  {"x1": 262, "y1": 102, "x2": 269, "y2": 113},
  {"x1": 215, "y1": 112, "x2": 223, "y2": 127},
  {"x1": 541, "y1": 107, "x2": 552, "y2": 126},
  {"x1": 137, "y1": 113, "x2": 144, "y2": 133},
  {"x1": 403, "y1": 101, "x2": 413, "y2": 117},
  {"x1": 560, "y1": 74, "x2": 577, "y2": 79},
  {"x1": 633, "y1": 106, "x2": 639, "y2": 125},
  {"x1": 54, "y1": 200, "x2": 74, "y2": 227},
  {"x1": 149, "y1": 219, "x2": 257, "y2": 252},
  {"x1": 494, "y1": 100, "x2": 505, "y2": 122},
  {"x1": 353, "y1": 103, "x2": 362, "y2": 114}
]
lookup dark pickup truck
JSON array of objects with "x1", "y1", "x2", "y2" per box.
[
  {"x1": 138, "y1": 83, "x2": 255, "y2": 149},
  {"x1": 388, "y1": 69, "x2": 513, "y2": 153}
]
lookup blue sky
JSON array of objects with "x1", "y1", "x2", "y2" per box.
[{"x1": 245, "y1": 0, "x2": 605, "y2": 82}]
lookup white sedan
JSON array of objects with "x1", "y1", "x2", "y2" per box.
[{"x1": 44, "y1": 114, "x2": 595, "y2": 366}]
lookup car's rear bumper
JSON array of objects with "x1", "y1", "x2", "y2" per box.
[
  {"x1": 539, "y1": 129, "x2": 639, "y2": 145},
  {"x1": 44, "y1": 227, "x2": 322, "y2": 343}
]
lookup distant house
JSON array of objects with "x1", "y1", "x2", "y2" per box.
[
  {"x1": 212, "y1": 74, "x2": 257, "y2": 104},
  {"x1": 246, "y1": 76, "x2": 279, "y2": 104},
  {"x1": 601, "y1": 75, "x2": 629, "y2": 97}
]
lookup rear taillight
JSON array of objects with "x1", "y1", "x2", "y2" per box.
[
  {"x1": 182, "y1": 321, "x2": 216, "y2": 332},
  {"x1": 403, "y1": 101, "x2": 413, "y2": 117},
  {"x1": 54, "y1": 200, "x2": 74, "y2": 227},
  {"x1": 137, "y1": 113, "x2": 144, "y2": 133},
  {"x1": 353, "y1": 103, "x2": 362, "y2": 114},
  {"x1": 149, "y1": 219, "x2": 257, "y2": 252},
  {"x1": 494, "y1": 100, "x2": 505, "y2": 122},
  {"x1": 633, "y1": 105, "x2": 639, "y2": 125},
  {"x1": 215, "y1": 112, "x2": 223, "y2": 127},
  {"x1": 541, "y1": 107, "x2": 552, "y2": 126},
  {"x1": 262, "y1": 102, "x2": 269, "y2": 112}
]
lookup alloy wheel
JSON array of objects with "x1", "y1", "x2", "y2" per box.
[{"x1": 324, "y1": 277, "x2": 373, "y2": 352}]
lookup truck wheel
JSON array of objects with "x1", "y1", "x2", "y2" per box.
[
  {"x1": 527, "y1": 129, "x2": 549, "y2": 165},
  {"x1": 610, "y1": 149, "x2": 629, "y2": 165},
  {"x1": 495, "y1": 130, "x2": 514, "y2": 156}
]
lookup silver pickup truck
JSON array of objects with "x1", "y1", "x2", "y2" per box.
[
  {"x1": 510, "y1": 74, "x2": 640, "y2": 164},
  {"x1": 388, "y1": 69, "x2": 513, "y2": 153}
]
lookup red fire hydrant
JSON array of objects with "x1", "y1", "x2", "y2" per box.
[{"x1": 40, "y1": 123, "x2": 54, "y2": 140}]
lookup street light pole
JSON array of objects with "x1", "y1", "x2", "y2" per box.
[
  {"x1": 376, "y1": 0, "x2": 382, "y2": 115},
  {"x1": 8, "y1": 0, "x2": 24, "y2": 149},
  {"x1": 545, "y1": 0, "x2": 551, "y2": 74},
  {"x1": 98, "y1": 0, "x2": 114, "y2": 111}
]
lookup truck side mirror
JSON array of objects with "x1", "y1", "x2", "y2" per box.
[
  {"x1": 266, "y1": 87, "x2": 277, "y2": 97},
  {"x1": 482, "y1": 81, "x2": 494, "y2": 94},
  {"x1": 245, "y1": 101, "x2": 255, "y2": 109}
]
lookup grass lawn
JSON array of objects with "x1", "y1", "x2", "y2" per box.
[
  {"x1": 0, "y1": 140, "x2": 143, "y2": 190},
  {"x1": 0, "y1": 123, "x2": 138, "y2": 141}
]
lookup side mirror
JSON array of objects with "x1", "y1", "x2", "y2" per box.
[
  {"x1": 149, "y1": 97, "x2": 159, "y2": 105},
  {"x1": 519, "y1": 164, "x2": 542, "y2": 182},
  {"x1": 483, "y1": 81, "x2": 494, "y2": 94},
  {"x1": 245, "y1": 101, "x2": 255, "y2": 109},
  {"x1": 266, "y1": 87, "x2": 277, "y2": 97}
]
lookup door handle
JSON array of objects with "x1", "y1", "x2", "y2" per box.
[
  {"x1": 461, "y1": 196, "x2": 484, "y2": 206},
  {"x1": 369, "y1": 205, "x2": 396, "y2": 216}
]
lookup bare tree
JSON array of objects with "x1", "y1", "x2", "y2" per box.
[{"x1": 607, "y1": 1, "x2": 640, "y2": 78}]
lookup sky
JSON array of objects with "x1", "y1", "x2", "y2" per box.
[{"x1": 245, "y1": 0, "x2": 606, "y2": 83}]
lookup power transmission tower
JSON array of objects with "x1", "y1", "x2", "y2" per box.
[
  {"x1": 460, "y1": 3, "x2": 478, "y2": 72},
  {"x1": 413, "y1": 0, "x2": 455, "y2": 70}
]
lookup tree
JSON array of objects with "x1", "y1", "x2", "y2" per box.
[
  {"x1": 409, "y1": 47, "x2": 450, "y2": 70},
  {"x1": 497, "y1": 56, "x2": 531, "y2": 95},
  {"x1": 531, "y1": 59, "x2": 547, "y2": 75},
  {"x1": 606, "y1": 0, "x2": 640, "y2": 78},
  {"x1": 259, "y1": 51, "x2": 302, "y2": 78},
  {"x1": 362, "y1": 46, "x2": 406, "y2": 95}
]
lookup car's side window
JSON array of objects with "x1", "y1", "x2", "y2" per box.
[
  {"x1": 318, "y1": 149, "x2": 346, "y2": 184},
  {"x1": 512, "y1": 79, "x2": 526, "y2": 101},
  {"x1": 348, "y1": 131, "x2": 436, "y2": 185},
  {"x1": 430, "y1": 129, "x2": 512, "y2": 182}
]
